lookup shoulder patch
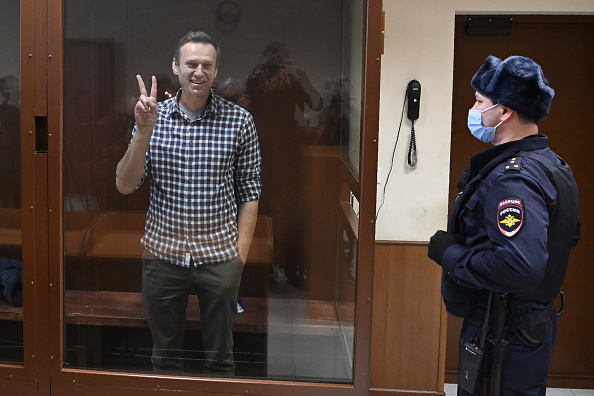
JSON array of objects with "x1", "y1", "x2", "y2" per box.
[
  {"x1": 497, "y1": 198, "x2": 524, "y2": 237},
  {"x1": 503, "y1": 157, "x2": 522, "y2": 173}
]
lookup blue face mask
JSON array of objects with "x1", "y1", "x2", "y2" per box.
[{"x1": 467, "y1": 103, "x2": 502, "y2": 144}]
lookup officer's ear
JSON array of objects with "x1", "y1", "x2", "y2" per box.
[{"x1": 500, "y1": 105, "x2": 514, "y2": 122}]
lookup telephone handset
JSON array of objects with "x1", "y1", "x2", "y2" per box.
[
  {"x1": 407, "y1": 80, "x2": 421, "y2": 121},
  {"x1": 406, "y1": 80, "x2": 421, "y2": 167}
]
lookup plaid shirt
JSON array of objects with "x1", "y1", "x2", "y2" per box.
[{"x1": 133, "y1": 91, "x2": 261, "y2": 267}]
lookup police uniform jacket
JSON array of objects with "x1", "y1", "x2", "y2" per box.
[{"x1": 443, "y1": 134, "x2": 580, "y2": 310}]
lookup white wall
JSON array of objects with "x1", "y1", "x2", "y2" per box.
[{"x1": 375, "y1": 0, "x2": 594, "y2": 241}]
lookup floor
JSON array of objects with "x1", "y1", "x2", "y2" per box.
[
  {"x1": 54, "y1": 262, "x2": 594, "y2": 388},
  {"x1": 445, "y1": 383, "x2": 594, "y2": 395},
  {"x1": 265, "y1": 267, "x2": 594, "y2": 390},
  {"x1": 263, "y1": 266, "x2": 354, "y2": 383},
  {"x1": 57, "y1": 264, "x2": 354, "y2": 381}
]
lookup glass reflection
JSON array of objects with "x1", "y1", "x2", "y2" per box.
[
  {"x1": 63, "y1": 0, "x2": 362, "y2": 383},
  {"x1": 0, "y1": 0, "x2": 23, "y2": 366}
]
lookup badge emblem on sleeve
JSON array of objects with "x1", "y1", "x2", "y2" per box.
[{"x1": 498, "y1": 198, "x2": 524, "y2": 237}]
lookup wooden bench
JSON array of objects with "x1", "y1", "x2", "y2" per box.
[
  {"x1": 0, "y1": 291, "x2": 269, "y2": 333},
  {"x1": 0, "y1": 210, "x2": 352, "y2": 335},
  {"x1": 0, "y1": 289, "x2": 352, "y2": 369},
  {"x1": 0, "y1": 209, "x2": 273, "y2": 264},
  {"x1": 0, "y1": 291, "x2": 350, "y2": 333},
  {"x1": 2, "y1": 212, "x2": 274, "y2": 301},
  {"x1": 0, "y1": 298, "x2": 22, "y2": 322},
  {"x1": 63, "y1": 212, "x2": 274, "y2": 298},
  {"x1": 64, "y1": 212, "x2": 274, "y2": 263},
  {"x1": 64, "y1": 291, "x2": 269, "y2": 333},
  {"x1": 0, "y1": 291, "x2": 343, "y2": 372}
]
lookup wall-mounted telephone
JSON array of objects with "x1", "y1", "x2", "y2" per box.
[
  {"x1": 407, "y1": 79, "x2": 421, "y2": 121},
  {"x1": 406, "y1": 80, "x2": 420, "y2": 167},
  {"x1": 376, "y1": 79, "x2": 422, "y2": 217}
]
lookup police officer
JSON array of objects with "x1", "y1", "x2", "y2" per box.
[{"x1": 427, "y1": 55, "x2": 581, "y2": 395}]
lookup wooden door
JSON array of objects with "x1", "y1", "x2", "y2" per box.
[{"x1": 447, "y1": 15, "x2": 594, "y2": 389}]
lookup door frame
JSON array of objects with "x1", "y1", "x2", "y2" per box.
[{"x1": 0, "y1": 0, "x2": 46, "y2": 388}]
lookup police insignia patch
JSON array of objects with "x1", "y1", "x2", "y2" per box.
[{"x1": 497, "y1": 198, "x2": 524, "y2": 237}]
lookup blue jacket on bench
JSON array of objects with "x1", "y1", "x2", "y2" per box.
[{"x1": 0, "y1": 256, "x2": 23, "y2": 306}]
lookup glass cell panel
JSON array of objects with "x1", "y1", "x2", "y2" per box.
[
  {"x1": 0, "y1": 0, "x2": 24, "y2": 366},
  {"x1": 62, "y1": 0, "x2": 364, "y2": 383}
]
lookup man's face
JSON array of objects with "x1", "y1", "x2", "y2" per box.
[
  {"x1": 471, "y1": 91, "x2": 501, "y2": 127},
  {"x1": 263, "y1": 49, "x2": 285, "y2": 65},
  {"x1": 471, "y1": 91, "x2": 495, "y2": 111},
  {"x1": 172, "y1": 42, "x2": 218, "y2": 107}
]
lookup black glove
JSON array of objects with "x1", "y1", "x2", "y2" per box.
[{"x1": 427, "y1": 230, "x2": 465, "y2": 266}]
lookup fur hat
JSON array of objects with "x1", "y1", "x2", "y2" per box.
[{"x1": 471, "y1": 55, "x2": 554, "y2": 121}]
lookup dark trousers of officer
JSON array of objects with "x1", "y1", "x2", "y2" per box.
[
  {"x1": 458, "y1": 308, "x2": 557, "y2": 396},
  {"x1": 142, "y1": 250, "x2": 243, "y2": 375}
]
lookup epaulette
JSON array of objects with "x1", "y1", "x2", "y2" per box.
[{"x1": 503, "y1": 156, "x2": 523, "y2": 173}]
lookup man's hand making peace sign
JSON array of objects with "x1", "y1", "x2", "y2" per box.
[
  {"x1": 134, "y1": 75, "x2": 158, "y2": 135},
  {"x1": 115, "y1": 74, "x2": 158, "y2": 195}
]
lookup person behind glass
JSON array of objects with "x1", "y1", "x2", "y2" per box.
[
  {"x1": 115, "y1": 31, "x2": 261, "y2": 375},
  {"x1": 315, "y1": 76, "x2": 350, "y2": 146},
  {"x1": 245, "y1": 42, "x2": 322, "y2": 285},
  {"x1": 218, "y1": 77, "x2": 251, "y2": 111},
  {"x1": 0, "y1": 75, "x2": 21, "y2": 208},
  {"x1": 427, "y1": 56, "x2": 580, "y2": 395}
]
